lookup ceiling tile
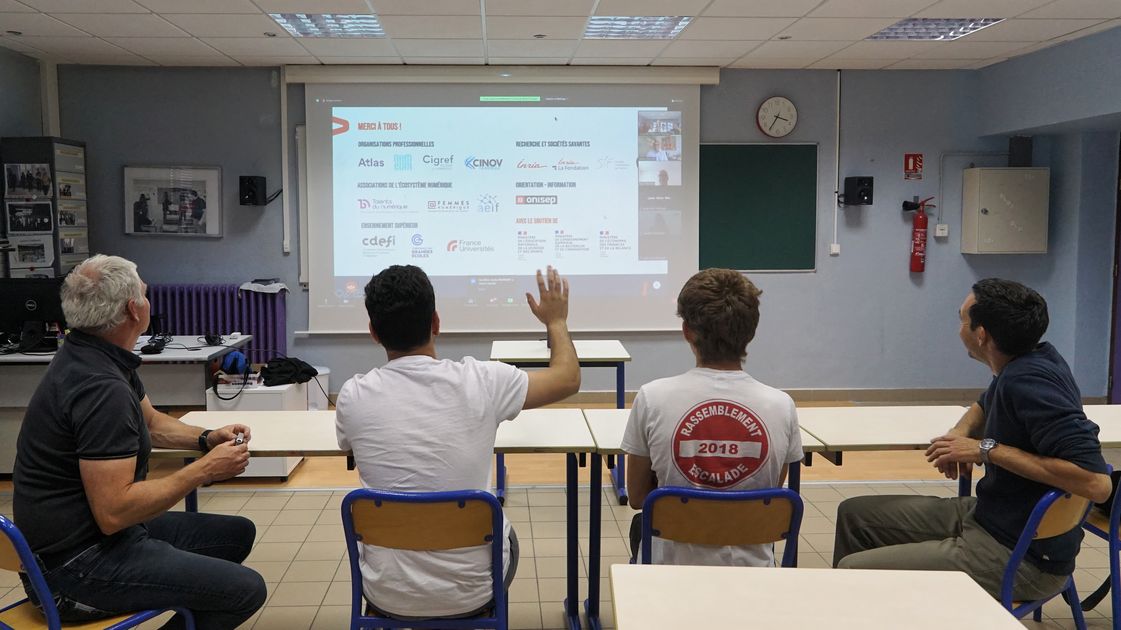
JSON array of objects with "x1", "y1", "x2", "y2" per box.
[
  {"x1": 0, "y1": 13, "x2": 89, "y2": 36},
  {"x1": 401, "y1": 56, "x2": 482, "y2": 63},
  {"x1": 393, "y1": 38, "x2": 482, "y2": 56},
  {"x1": 313, "y1": 55, "x2": 401, "y2": 63},
  {"x1": 887, "y1": 58, "x2": 979, "y2": 68},
  {"x1": 916, "y1": 0, "x2": 1051, "y2": 19},
  {"x1": 486, "y1": 38, "x2": 579, "y2": 57},
  {"x1": 486, "y1": 0, "x2": 594, "y2": 17},
  {"x1": 776, "y1": 17, "x2": 900, "y2": 40},
  {"x1": 742, "y1": 40, "x2": 850, "y2": 58},
  {"x1": 727, "y1": 56, "x2": 813, "y2": 68},
  {"x1": 0, "y1": 1, "x2": 36, "y2": 12},
  {"x1": 486, "y1": 16, "x2": 587, "y2": 39},
  {"x1": 570, "y1": 57, "x2": 650, "y2": 64},
  {"x1": 1052, "y1": 18, "x2": 1121, "y2": 41},
  {"x1": 252, "y1": 0, "x2": 371, "y2": 12},
  {"x1": 660, "y1": 39, "x2": 761, "y2": 57},
  {"x1": 292, "y1": 37, "x2": 397, "y2": 56},
  {"x1": 371, "y1": 0, "x2": 479, "y2": 16},
  {"x1": 960, "y1": 18, "x2": 1103, "y2": 41},
  {"x1": 16, "y1": 35, "x2": 127, "y2": 54},
  {"x1": 232, "y1": 54, "x2": 318, "y2": 64},
  {"x1": 0, "y1": 35, "x2": 46, "y2": 53},
  {"x1": 485, "y1": 57, "x2": 570, "y2": 64},
  {"x1": 135, "y1": 0, "x2": 260, "y2": 12},
  {"x1": 52, "y1": 14, "x2": 188, "y2": 37},
  {"x1": 379, "y1": 15, "x2": 481, "y2": 38},
  {"x1": 918, "y1": 40, "x2": 1033, "y2": 58},
  {"x1": 828, "y1": 40, "x2": 937, "y2": 58},
  {"x1": 679, "y1": 17, "x2": 796, "y2": 39},
  {"x1": 967, "y1": 57, "x2": 1007, "y2": 68},
  {"x1": 200, "y1": 36, "x2": 307, "y2": 55},
  {"x1": 652, "y1": 56, "x2": 735, "y2": 65},
  {"x1": 19, "y1": 0, "x2": 146, "y2": 12},
  {"x1": 808, "y1": 0, "x2": 938, "y2": 18},
  {"x1": 103, "y1": 36, "x2": 224, "y2": 55},
  {"x1": 807, "y1": 57, "x2": 892, "y2": 69},
  {"x1": 72, "y1": 52, "x2": 154, "y2": 64},
  {"x1": 1020, "y1": 0, "x2": 1121, "y2": 19},
  {"x1": 594, "y1": 0, "x2": 710, "y2": 16},
  {"x1": 704, "y1": 0, "x2": 824, "y2": 18},
  {"x1": 163, "y1": 13, "x2": 289, "y2": 37},
  {"x1": 146, "y1": 54, "x2": 240, "y2": 65},
  {"x1": 573, "y1": 39, "x2": 669, "y2": 57}
]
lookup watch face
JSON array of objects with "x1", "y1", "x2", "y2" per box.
[{"x1": 757, "y1": 96, "x2": 797, "y2": 138}]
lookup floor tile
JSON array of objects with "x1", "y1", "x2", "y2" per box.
[
  {"x1": 238, "y1": 510, "x2": 281, "y2": 529},
  {"x1": 322, "y1": 581, "x2": 351, "y2": 606},
  {"x1": 252, "y1": 605, "x2": 319, "y2": 630},
  {"x1": 269, "y1": 581, "x2": 329, "y2": 607},
  {"x1": 310, "y1": 604, "x2": 350, "y2": 630},
  {"x1": 260, "y1": 524, "x2": 312, "y2": 544},
  {"x1": 509, "y1": 577, "x2": 539, "y2": 602},
  {"x1": 535, "y1": 555, "x2": 585, "y2": 578},
  {"x1": 243, "y1": 493, "x2": 293, "y2": 510},
  {"x1": 273, "y1": 510, "x2": 322, "y2": 526},
  {"x1": 247, "y1": 542, "x2": 302, "y2": 563},
  {"x1": 296, "y1": 541, "x2": 347, "y2": 562},
  {"x1": 283, "y1": 560, "x2": 340, "y2": 582},
  {"x1": 305, "y1": 523, "x2": 344, "y2": 543},
  {"x1": 244, "y1": 560, "x2": 292, "y2": 582},
  {"x1": 509, "y1": 602, "x2": 543, "y2": 629}
]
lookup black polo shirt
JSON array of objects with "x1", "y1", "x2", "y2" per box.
[{"x1": 13, "y1": 330, "x2": 151, "y2": 567}]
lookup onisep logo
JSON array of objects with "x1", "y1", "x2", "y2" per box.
[
  {"x1": 464, "y1": 156, "x2": 503, "y2": 170},
  {"x1": 411, "y1": 234, "x2": 423, "y2": 246}
]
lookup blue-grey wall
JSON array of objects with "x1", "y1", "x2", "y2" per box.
[
  {"x1": 56, "y1": 35, "x2": 1120, "y2": 396},
  {"x1": 0, "y1": 48, "x2": 40, "y2": 138}
]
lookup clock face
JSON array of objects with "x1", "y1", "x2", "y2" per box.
[{"x1": 756, "y1": 96, "x2": 797, "y2": 138}]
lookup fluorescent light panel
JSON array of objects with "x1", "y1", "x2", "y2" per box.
[
  {"x1": 867, "y1": 18, "x2": 1004, "y2": 41},
  {"x1": 583, "y1": 16, "x2": 693, "y2": 40},
  {"x1": 270, "y1": 14, "x2": 386, "y2": 38}
]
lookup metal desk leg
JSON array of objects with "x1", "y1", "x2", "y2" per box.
[
  {"x1": 564, "y1": 453, "x2": 583, "y2": 630},
  {"x1": 958, "y1": 468, "x2": 972, "y2": 497},
  {"x1": 585, "y1": 453, "x2": 603, "y2": 630},
  {"x1": 184, "y1": 458, "x2": 198, "y2": 512},
  {"x1": 496, "y1": 454, "x2": 507, "y2": 504},
  {"x1": 612, "y1": 362, "x2": 628, "y2": 505},
  {"x1": 786, "y1": 459, "x2": 801, "y2": 566}
]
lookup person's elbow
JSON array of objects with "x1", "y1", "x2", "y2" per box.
[
  {"x1": 1087, "y1": 473, "x2": 1113, "y2": 504},
  {"x1": 562, "y1": 366, "x2": 581, "y2": 398},
  {"x1": 91, "y1": 508, "x2": 127, "y2": 536}
]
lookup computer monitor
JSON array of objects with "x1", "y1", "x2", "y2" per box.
[{"x1": 0, "y1": 277, "x2": 67, "y2": 351}]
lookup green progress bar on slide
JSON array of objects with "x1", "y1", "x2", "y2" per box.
[{"x1": 479, "y1": 96, "x2": 541, "y2": 102}]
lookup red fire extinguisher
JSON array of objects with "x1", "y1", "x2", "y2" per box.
[{"x1": 909, "y1": 197, "x2": 935, "y2": 273}]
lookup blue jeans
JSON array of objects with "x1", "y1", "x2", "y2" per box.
[{"x1": 25, "y1": 511, "x2": 266, "y2": 630}]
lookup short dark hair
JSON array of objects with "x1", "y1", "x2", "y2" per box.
[
  {"x1": 968, "y1": 278, "x2": 1049, "y2": 357},
  {"x1": 364, "y1": 265, "x2": 435, "y2": 352},
  {"x1": 676, "y1": 269, "x2": 762, "y2": 363}
]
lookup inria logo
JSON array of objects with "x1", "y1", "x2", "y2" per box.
[
  {"x1": 446, "y1": 240, "x2": 459, "y2": 252},
  {"x1": 411, "y1": 234, "x2": 423, "y2": 246},
  {"x1": 464, "y1": 156, "x2": 503, "y2": 170}
]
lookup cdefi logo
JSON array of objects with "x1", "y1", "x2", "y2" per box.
[
  {"x1": 464, "y1": 156, "x2": 503, "y2": 170},
  {"x1": 362, "y1": 236, "x2": 396, "y2": 247}
]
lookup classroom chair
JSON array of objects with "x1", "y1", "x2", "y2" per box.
[
  {"x1": 638, "y1": 487, "x2": 804, "y2": 566},
  {"x1": 1000, "y1": 489, "x2": 1092, "y2": 629},
  {"x1": 1080, "y1": 479, "x2": 1120, "y2": 629},
  {"x1": 0, "y1": 515, "x2": 194, "y2": 630},
  {"x1": 340, "y1": 488, "x2": 508, "y2": 630}
]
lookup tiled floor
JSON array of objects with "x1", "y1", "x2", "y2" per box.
[{"x1": 0, "y1": 482, "x2": 1115, "y2": 629}]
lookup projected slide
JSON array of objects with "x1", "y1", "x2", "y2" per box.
[{"x1": 305, "y1": 83, "x2": 699, "y2": 332}]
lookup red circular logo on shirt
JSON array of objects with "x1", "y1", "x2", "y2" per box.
[{"x1": 672, "y1": 400, "x2": 770, "y2": 489}]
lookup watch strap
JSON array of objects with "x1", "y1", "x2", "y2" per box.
[{"x1": 198, "y1": 429, "x2": 213, "y2": 453}]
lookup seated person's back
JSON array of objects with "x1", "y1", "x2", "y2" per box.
[
  {"x1": 336, "y1": 264, "x2": 579, "y2": 618},
  {"x1": 622, "y1": 268, "x2": 802, "y2": 566}
]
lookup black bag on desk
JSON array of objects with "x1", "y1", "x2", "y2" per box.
[
  {"x1": 1081, "y1": 469, "x2": 1121, "y2": 611},
  {"x1": 260, "y1": 357, "x2": 318, "y2": 387}
]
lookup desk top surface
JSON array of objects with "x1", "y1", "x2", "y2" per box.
[
  {"x1": 160, "y1": 408, "x2": 594, "y2": 458},
  {"x1": 796, "y1": 405, "x2": 967, "y2": 451},
  {"x1": 582, "y1": 408, "x2": 825, "y2": 454},
  {"x1": 490, "y1": 340, "x2": 630, "y2": 363},
  {"x1": 610, "y1": 565, "x2": 1023, "y2": 630},
  {"x1": 0, "y1": 334, "x2": 251, "y2": 364},
  {"x1": 1083, "y1": 404, "x2": 1121, "y2": 447}
]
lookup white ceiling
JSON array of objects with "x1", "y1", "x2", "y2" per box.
[{"x1": 0, "y1": 0, "x2": 1117, "y2": 69}]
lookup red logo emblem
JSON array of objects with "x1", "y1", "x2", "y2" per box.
[
  {"x1": 331, "y1": 116, "x2": 350, "y2": 136},
  {"x1": 672, "y1": 400, "x2": 769, "y2": 489}
]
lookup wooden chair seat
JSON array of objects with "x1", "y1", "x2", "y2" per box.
[{"x1": 0, "y1": 600, "x2": 161, "y2": 630}]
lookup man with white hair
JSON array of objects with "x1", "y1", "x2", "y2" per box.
[{"x1": 13, "y1": 254, "x2": 266, "y2": 630}]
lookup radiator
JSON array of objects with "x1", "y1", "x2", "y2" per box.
[{"x1": 146, "y1": 284, "x2": 286, "y2": 364}]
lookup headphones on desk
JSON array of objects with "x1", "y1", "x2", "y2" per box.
[{"x1": 220, "y1": 350, "x2": 248, "y2": 376}]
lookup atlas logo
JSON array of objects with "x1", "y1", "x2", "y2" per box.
[
  {"x1": 362, "y1": 236, "x2": 396, "y2": 247},
  {"x1": 464, "y1": 156, "x2": 503, "y2": 170},
  {"x1": 357, "y1": 158, "x2": 385, "y2": 167},
  {"x1": 446, "y1": 240, "x2": 459, "y2": 252},
  {"x1": 331, "y1": 116, "x2": 350, "y2": 136},
  {"x1": 411, "y1": 234, "x2": 423, "y2": 246}
]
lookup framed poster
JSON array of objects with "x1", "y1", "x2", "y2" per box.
[
  {"x1": 124, "y1": 166, "x2": 221, "y2": 238},
  {"x1": 5, "y1": 201, "x2": 53, "y2": 234}
]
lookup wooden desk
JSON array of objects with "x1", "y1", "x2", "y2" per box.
[
  {"x1": 610, "y1": 565, "x2": 1024, "y2": 629},
  {"x1": 491, "y1": 340, "x2": 632, "y2": 504},
  {"x1": 581, "y1": 408, "x2": 825, "y2": 629},
  {"x1": 1084, "y1": 404, "x2": 1121, "y2": 447},
  {"x1": 164, "y1": 408, "x2": 594, "y2": 630}
]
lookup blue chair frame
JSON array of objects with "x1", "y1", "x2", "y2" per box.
[
  {"x1": 340, "y1": 489, "x2": 508, "y2": 630},
  {"x1": 1080, "y1": 481, "x2": 1120, "y2": 628},
  {"x1": 639, "y1": 487, "x2": 804, "y2": 567},
  {"x1": 0, "y1": 515, "x2": 194, "y2": 630},
  {"x1": 1000, "y1": 489, "x2": 1091, "y2": 628}
]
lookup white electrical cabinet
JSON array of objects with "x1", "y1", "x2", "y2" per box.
[
  {"x1": 206, "y1": 382, "x2": 305, "y2": 478},
  {"x1": 961, "y1": 167, "x2": 1049, "y2": 254}
]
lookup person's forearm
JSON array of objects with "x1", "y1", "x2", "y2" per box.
[
  {"x1": 148, "y1": 411, "x2": 205, "y2": 450},
  {"x1": 950, "y1": 403, "x2": 986, "y2": 439},
  {"x1": 989, "y1": 445, "x2": 1111, "y2": 502},
  {"x1": 98, "y1": 462, "x2": 210, "y2": 533},
  {"x1": 547, "y1": 320, "x2": 580, "y2": 390}
]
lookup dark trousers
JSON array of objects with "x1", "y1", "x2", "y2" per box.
[{"x1": 28, "y1": 511, "x2": 266, "y2": 630}]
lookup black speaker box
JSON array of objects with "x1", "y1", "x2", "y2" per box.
[
  {"x1": 239, "y1": 175, "x2": 267, "y2": 206},
  {"x1": 1009, "y1": 136, "x2": 1033, "y2": 167},
  {"x1": 843, "y1": 176, "x2": 874, "y2": 206}
]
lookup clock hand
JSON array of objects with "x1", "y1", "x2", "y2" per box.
[
  {"x1": 775, "y1": 115, "x2": 789, "y2": 122},
  {"x1": 769, "y1": 116, "x2": 778, "y2": 131}
]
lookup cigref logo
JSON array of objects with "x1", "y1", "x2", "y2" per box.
[
  {"x1": 423, "y1": 154, "x2": 454, "y2": 169},
  {"x1": 464, "y1": 156, "x2": 503, "y2": 170},
  {"x1": 446, "y1": 240, "x2": 459, "y2": 252},
  {"x1": 331, "y1": 117, "x2": 350, "y2": 136}
]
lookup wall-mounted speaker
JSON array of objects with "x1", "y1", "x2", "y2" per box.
[
  {"x1": 239, "y1": 175, "x2": 267, "y2": 206},
  {"x1": 843, "y1": 176, "x2": 874, "y2": 206}
]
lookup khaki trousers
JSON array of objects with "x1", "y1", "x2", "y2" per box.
[{"x1": 833, "y1": 495, "x2": 1068, "y2": 601}]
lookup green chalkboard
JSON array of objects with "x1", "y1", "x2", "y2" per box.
[{"x1": 700, "y1": 144, "x2": 817, "y2": 271}]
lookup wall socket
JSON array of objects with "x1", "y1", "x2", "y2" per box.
[
  {"x1": 935, "y1": 223, "x2": 949, "y2": 238},
  {"x1": 829, "y1": 243, "x2": 841, "y2": 256}
]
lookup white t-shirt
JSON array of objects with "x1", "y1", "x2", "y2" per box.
[
  {"x1": 620, "y1": 368, "x2": 803, "y2": 566},
  {"x1": 335, "y1": 354, "x2": 529, "y2": 617}
]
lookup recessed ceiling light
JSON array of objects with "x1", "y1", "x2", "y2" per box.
[
  {"x1": 263, "y1": 32, "x2": 277, "y2": 37},
  {"x1": 498, "y1": 72, "x2": 512, "y2": 77},
  {"x1": 6, "y1": 30, "x2": 22, "y2": 36},
  {"x1": 777, "y1": 35, "x2": 791, "y2": 40},
  {"x1": 533, "y1": 34, "x2": 547, "y2": 39},
  {"x1": 269, "y1": 13, "x2": 386, "y2": 38},
  {"x1": 583, "y1": 16, "x2": 692, "y2": 40},
  {"x1": 868, "y1": 18, "x2": 1004, "y2": 41}
]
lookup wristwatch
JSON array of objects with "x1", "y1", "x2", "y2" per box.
[
  {"x1": 198, "y1": 429, "x2": 213, "y2": 453},
  {"x1": 979, "y1": 438, "x2": 998, "y2": 465}
]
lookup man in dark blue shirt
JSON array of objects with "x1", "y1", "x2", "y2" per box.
[{"x1": 832, "y1": 278, "x2": 1111, "y2": 600}]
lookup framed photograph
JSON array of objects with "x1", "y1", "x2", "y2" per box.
[
  {"x1": 6, "y1": 201, "x2": 54, "y2": 234},
  {"x1": 4, "y1": 163, "x2": 53, "y2": 199},
  {"x1": 124, "y1": 166, "x2": 221, "y2": 237}
]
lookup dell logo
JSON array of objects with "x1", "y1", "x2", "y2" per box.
[{"x1": 25, "y1": 299, "x2": 38, "y2": 312}]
